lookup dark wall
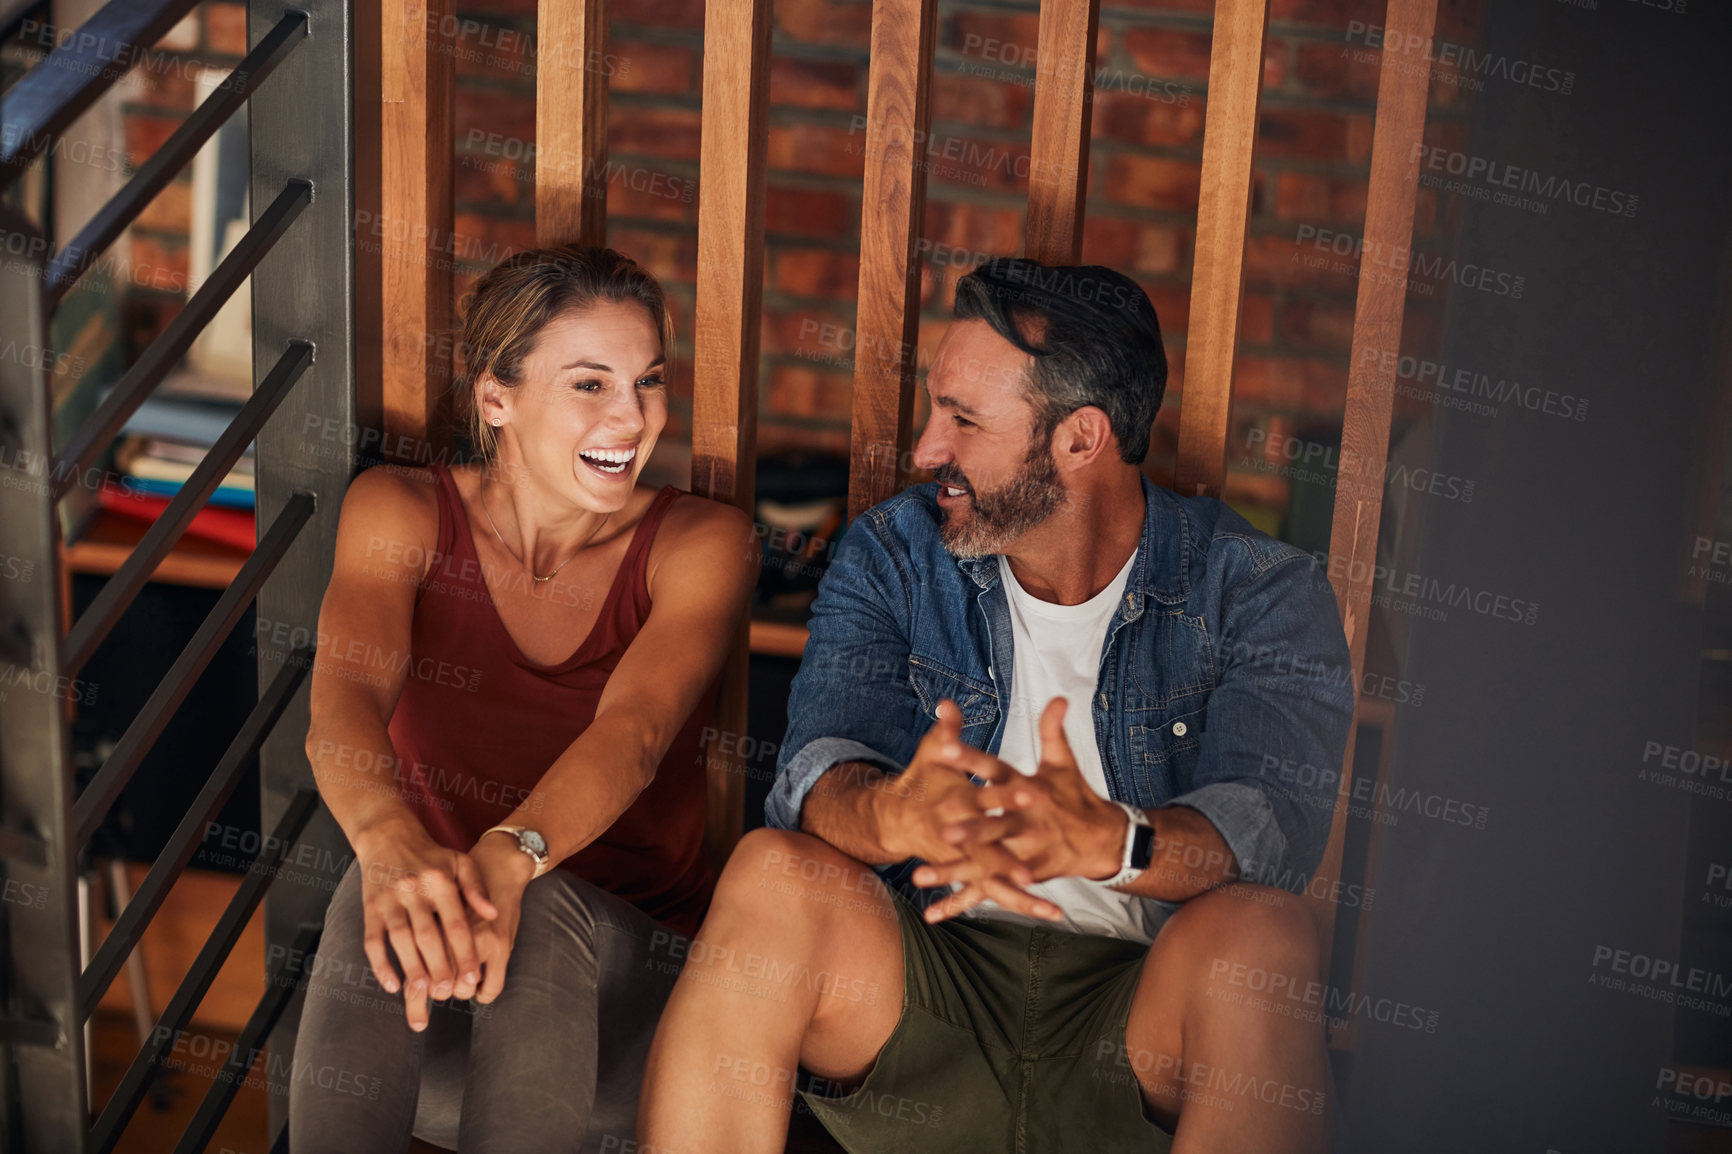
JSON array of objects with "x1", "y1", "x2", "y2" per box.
[{"x1": 1335, "y1": 5, "x2": 1732, "y2": 1152}]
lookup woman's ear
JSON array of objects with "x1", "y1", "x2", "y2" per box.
[{"x1": 477, "y1": 372, "x2": 508, "y2": 429}]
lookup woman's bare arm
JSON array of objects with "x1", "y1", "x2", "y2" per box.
[{"x1": 303, "y1": 468, "x2": 494, "y2": 1026}]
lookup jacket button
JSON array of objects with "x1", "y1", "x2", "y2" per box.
[{"x1": 1172, "y1": 720, "x2": 1188, "y2": 737}]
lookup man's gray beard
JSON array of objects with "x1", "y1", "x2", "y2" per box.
[{"x1": 938, "y1": 445, "x2": 1066, "y2": 559}]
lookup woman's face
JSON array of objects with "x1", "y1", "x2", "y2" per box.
[{"x1": 483, "y1": 300, "x2": 668, "y2": 513}]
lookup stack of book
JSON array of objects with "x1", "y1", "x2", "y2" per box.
[
  {"x1": 95, "y1": 372, "x2": 257, "y2": 551},
  {"x1": 114, "y1": 433, "x2": 254, "y2": 508}
]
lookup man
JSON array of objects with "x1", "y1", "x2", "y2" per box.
[{"x1": 640, "y1": 258, "x2": 1355, "y2": 1153}]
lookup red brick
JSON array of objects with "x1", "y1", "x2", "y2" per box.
[
  {"x1": 932, "y1": 71, "x2": 1032, "y2": 131},
  {"x1": 767, "y1": 365, "x2": 853, "y2": 422},
  {"x1": 925, "y1": 133, "x2": 1033, "y2": 195},
  {"x1": 770, "y1": 57, "x2": 861, "y2": 112},
  {"x1": 1272, "y1": 171, "x2": 1368, "y2": 223},
  {"x1": 1278, "y1": 296, "x2": 1356, "y2": 349},
  {"x1": 1102, "y1": 156, "x2": 1201, "y2": 214},
  {"x1": 921, "y1": 200, "x2": 1023, "y2": 260},
  {"x1": 777, "y1": 0, "x2": 873, "y2": 47},
  {"x1": 1090, "y1": 90, "x2": 1206, "y2": 149},
  {"x1": 607, "y1": 226, "x2": 699, "y2": 285},
  {"x1": 1142, "y1": 284, "x2": 1190, "y2": 340},
  {"x1": 610, "y1": 40, "x2": 694, "y2": 95},
  {"x1": 1293, "y1": 41, "x2": 1381, "y2": 102},
  {"x1": 455, "y1": 87, "x2": 535, "y2": 153},
  {"x1": 606, "y1": 163, "x2": 700, "y2": 222},
  {"x1": 1256, "y1": 108, "x2": 1373, "y2": 164},
  {"x1": 1262, "y1": 40, "x2": 1289, "y2": 91},
  {"x1": 615, "y1": 0, "x2": 706, "y2": 29},
  {"x1": 455, "y1": 150, "x2": 530, "y2": 207},
  {"x1": 1268, "y1": 0, "x2": 1385, "y2": 27},
  {"x1": 452, "y1": 212, "x2": 536, "y2": 268},
  {"x1": 775, "y1": 249, "x2": 861, "y2": 299},
  {"x1": 761, "y1": 307, "x2": 854, "y2": 358},
  {"x1": 1231, "y1": 355, "x2": 1343, "y2": 411},
  {"x1": 765, "y1": 185, "x2": 856, "y2": 239},
  {"x1": 1122, "y1": 28, "x2": 1213, "y2": 82},
  {"x1": 1240, "y1": 291, "x2": 1275, "y2": 344},
  {"x1": 1242, "y1": 231, "x2": 1359, "y2": 291},
  {"x1": 608, "y1": 106, "x2": 703, "y2": 160},
  {"x1": 204, "y1": 2, "x2": 247, "y2": 56},
  {"x1": 1079, "y1": 218, "x2": 1185, "y2": 278},
  {"x1": 949, "y1": 11, "x2": 1040, "y2": 59},
  {"x1": 452, "y1": 21, "x2": 537, "y2": 84},
  {"x1": 767, "y1": 123, "x2": 865, "y2": 180},
  {"x1": 1101, "y1": 0, "x2": 1211, "y2": 12},
  {"x1": 124, "y1": 113, "x2": 181, "y2": 170}
]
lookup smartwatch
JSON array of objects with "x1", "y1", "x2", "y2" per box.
[
  {"x1": 1097, "y1": 803, "x2": 1155, "y2": 889},
  {"x1": 482, "y1": 825, "x2": 552, "y2": 879}
]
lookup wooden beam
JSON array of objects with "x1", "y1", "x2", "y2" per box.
[
  {"x1": 847, "y1": 0, "x2": 938, "y2": 521},
  {"x1": 379, "y1": 0, "x2": 452, "y2": 462},
  {"x1": 1023, "y1": 0, "x2": 1098, "y2": 264},
  {"x1": 536, "y1": 0, "x2": 609, "y2": 247},
  {"x1": 1310, "y1": 0, "x2": 1439, "y2": 1033},
  {"x1": 692, "y1": 0, "x2": 772, "y2": 861},
  {"x1": 1172, "y1": 0, "x2": 1268, "y2": 499}
]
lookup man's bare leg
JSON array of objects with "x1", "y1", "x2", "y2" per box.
[
  {"x1": 1121, "y1": 884, "x2": 1332, "y2": 1154},
  {"x1": 639, "y1": 828, "x2": 907, "y2": 1153}
]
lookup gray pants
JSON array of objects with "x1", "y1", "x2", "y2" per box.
[{"x1": 288, "y1": 860, "x2": 686, "y2": 1153}]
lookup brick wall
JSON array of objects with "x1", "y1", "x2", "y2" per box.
[{"x1": 113, "y1": 0, "x2": 1490, "y2": 524}]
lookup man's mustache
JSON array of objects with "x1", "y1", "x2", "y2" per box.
[{"x1": 933, "y1": 464, "x2": 972, "y2": 492}]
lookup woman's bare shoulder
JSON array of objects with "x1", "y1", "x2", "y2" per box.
[
  {"x1": 646, "y1": 489, "x2": 757, "y2": 585},
  {"x1": 335, "y1": 464, "x2": 448, "y2": 554}
]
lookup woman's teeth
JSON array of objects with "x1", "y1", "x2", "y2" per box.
[{"x1": 581, "y1": 448, "x2": 635, "y2": 474}]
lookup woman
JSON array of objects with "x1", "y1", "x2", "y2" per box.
[{"x1": 289, "y1": 245, "x2": 758, "y2": 1152}]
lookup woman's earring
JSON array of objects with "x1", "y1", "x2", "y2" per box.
[{"x1": 492, "y1": 418, "x2": 502, "y2": 427}]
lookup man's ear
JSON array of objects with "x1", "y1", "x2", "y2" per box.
[{"x1": 1055, "y1": 406, "x2": 1115, "y2": 473}]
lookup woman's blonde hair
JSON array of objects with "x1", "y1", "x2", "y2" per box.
[{"x1": 452, "y1": 244, "x2": 674, "y2": 460}]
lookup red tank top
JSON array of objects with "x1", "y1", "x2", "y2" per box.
[{"x1": 386, "y1": 464, "x2": 718, "y2": 935}]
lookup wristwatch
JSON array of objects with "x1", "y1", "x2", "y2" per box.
[
  {"x1": 482, "y1": 825, "x2": 552, "y2": 879},
  {"x1": 1097, "y1": 803, "x2": 1155, "y2": 889}
]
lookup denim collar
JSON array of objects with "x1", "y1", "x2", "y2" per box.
[{"x1": 952, "y1": 473, "x2": 1191, "y2": 613}]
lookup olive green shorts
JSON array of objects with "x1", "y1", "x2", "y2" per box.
[{"x1": 798, "y1": 889, "x2": 1176, "y2": 1153}]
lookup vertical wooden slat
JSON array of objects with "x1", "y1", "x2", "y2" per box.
[
  {"x1": 692, "y1": 0, "x2": 771, "y2": 860},
  {"x1": 536, "y1": 0, "x2": 609, "y2": 247},
  {"x1": 354, "y1": 0, "x2": 383, "y2": 447},
  {"x1": 1023, "y1": 0, "x2": 1099, "y2": 264},
  {"x1": 847, "y1": 0, "x2": 939, "y2": 521},
  {"x1": 1172, "y1": 0, "x2": 1269, "y2": 499},
  {"x1": 380, "y1": 0, "x2": 453, "y2": 458},
  {"x1": 1309, "y1": 0, "x2": 1439, "y2": 1009}
]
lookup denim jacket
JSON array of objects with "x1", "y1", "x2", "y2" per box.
[{"x1": 765, "y1": 474, "x2": 1356, "y2": 902}]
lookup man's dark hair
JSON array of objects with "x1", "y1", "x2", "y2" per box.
[{"x1": 952, "y1": 257, "x2": 1168, "y2": 465}]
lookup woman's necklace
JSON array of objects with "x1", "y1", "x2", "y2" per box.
[{"x1": 478, "y1": 465, "x2": 612, "y2": 583}]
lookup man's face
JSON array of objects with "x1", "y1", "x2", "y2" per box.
[{"x1": 911, "y1": 319, "x2": 1066, "y2": 558}]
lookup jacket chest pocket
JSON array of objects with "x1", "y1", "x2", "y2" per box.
[
  {"x1": 1129, "y1": 609, "x2": 1216, "y2": 709},
  {"x1": 907, "y1": 654, "x2": 998, "y2": 740}
]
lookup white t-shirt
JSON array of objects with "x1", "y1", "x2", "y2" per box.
[{"x1": 964, "y1": 551, "x2": 1168, "y2": 945}]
